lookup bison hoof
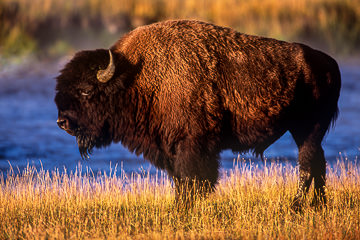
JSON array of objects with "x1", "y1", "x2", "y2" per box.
[
  {"x1": 310, "y1": 196, "x2": 327, "y2": 210},
  {"x1": 290, "y1": 198, "x2": 304, "y2": 213}
]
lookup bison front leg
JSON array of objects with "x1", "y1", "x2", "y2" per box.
[
  {"x1": 172, "y1": 143, "x2": 220, "y2": 207},
  {"x1": 173, "y1": 177, "x2": 213, "y2": 208}
]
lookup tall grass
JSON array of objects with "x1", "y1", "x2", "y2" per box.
[
  {"x1": 1, "y1": 158, "x2": 359, "y2": 239},
  {"x1": 1, "y1": 0, "x2": 360, "y2": 58}
]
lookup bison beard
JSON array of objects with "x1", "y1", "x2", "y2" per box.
[
  {"x1": 55, "y1": 20, "x2": 341, "y2": 210},
  {"x1": 76, "y1": 134, "x2": 94, "y2": 159},
  {"x1": 75, "y1": 123, "x2": 112, "y2": 159}
]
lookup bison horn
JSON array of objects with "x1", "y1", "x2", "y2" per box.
[{"x1": 97, "y1": 50, "x2": 115, "y2": 83}]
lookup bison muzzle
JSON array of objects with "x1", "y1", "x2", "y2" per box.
[{"x1": 55, "y1": 20, "x2": 341, "y2": 209}]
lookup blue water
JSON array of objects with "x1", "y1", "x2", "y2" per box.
[{"x1": 0, "y1": 62, "x2": 359, "y2": 174}]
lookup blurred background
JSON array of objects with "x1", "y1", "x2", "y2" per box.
[
  {"x1": 2, "y1": 0, "x2": 360, "y2": 60},
  {"x1": 0, "y1": 0, "x2": 359, "y2": 174}
]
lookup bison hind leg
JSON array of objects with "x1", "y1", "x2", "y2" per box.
[{"x1": 290, "y1": 122, "x2": 330, "y2": 211}]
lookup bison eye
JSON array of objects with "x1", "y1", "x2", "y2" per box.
[
  {"x1": 79, "y1": 89, "x2": 92, "y2": 97},
  {"x1": 78, "y1": 84, "x2": 94, "y2": 97}
]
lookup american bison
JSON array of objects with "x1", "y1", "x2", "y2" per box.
[{"x1": 55, "y1": 20, "x2": 341, "y2": 209}]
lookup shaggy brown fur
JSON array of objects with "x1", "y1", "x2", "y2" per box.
[{"x1": 55, "y1": 20, "x2": 341, "y2": 209}]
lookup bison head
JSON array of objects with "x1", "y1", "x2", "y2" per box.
[{"x1": 55, "y1": 49, "x2": 128, "y2": 159}]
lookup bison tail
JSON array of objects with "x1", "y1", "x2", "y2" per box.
[{"x1": 326, "y1": 55, "x2": 341, "y2": 132}]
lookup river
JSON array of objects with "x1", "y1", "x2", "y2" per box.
[{"x1": 0, "y1": 60, "x2": 359, "y2": 174}]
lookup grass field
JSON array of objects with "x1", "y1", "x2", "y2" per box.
[
  {"x1": 1, "y1": 0, "x2": 360, "y2": 59},
  {"x1": 1, "y1": 158, "x2": 359, "y2": 239}
]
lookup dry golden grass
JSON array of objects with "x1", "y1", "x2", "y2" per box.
[
  {"x1": 1, "y1": 158, "x2": 359, "y2": 239},
  {"x1": 1, "y1": 0, "x2": 360, "y2": 57}
]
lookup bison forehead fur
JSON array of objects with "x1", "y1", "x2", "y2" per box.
[{"x1": 55, "y1": 20, "x2": 341, "y2": 207}]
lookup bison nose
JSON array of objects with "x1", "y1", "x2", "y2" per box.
[{"x1": 57, "y1": 118, "x2": 69, "y2": 130}]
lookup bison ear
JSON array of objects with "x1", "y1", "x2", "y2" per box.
[{"x1": 97, "y1": 50, "x2": 115, "y2": 83}]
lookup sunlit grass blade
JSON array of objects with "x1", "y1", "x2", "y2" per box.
[{"x1": 0, "y1": 158, "x2": 359, "y2": 239}]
